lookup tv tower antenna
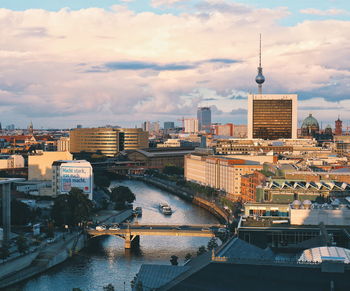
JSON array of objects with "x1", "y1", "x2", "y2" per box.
[{"x1": 255, "y1": 33, "x2": 265, "y2": 94}]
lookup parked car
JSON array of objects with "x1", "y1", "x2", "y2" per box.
[
  {"x1": 46, "y1": 238, "x2": 55, "y2": 244},
  {"x1": 217, "y1": 227, "x2": 227, "y2": 233},
  {"x1": 96, "y1": 225, "x2": 106, "y2": 231},
  {"x1": 109, "y1": 226, "x2": 120, "y2": 231}
]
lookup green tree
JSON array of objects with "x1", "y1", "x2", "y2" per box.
[
  {"x1": 163, "y1": 165, "x2": 184, "y2": 176},
  {"x1": 185, "y1": 253, "x2": 192, "y2": 261},
  {"x1": 170, "y1": 255, "x2": 178, "y2": 265},
  {"x1": 16, "y1": 235, "x2": 29, "y2": 254},
  {"x1": 72, "y1": 288, "x2": 83, "y2": 291},
  {"x1": 0, "y1": 245, "x2": 10, "y2": 261},
  {"x1": 103, "y1": 284, "x2": 115, "y2": 291},
  {"x1": 110, "y1": 186, "x2": 136, "y2": 208},
  {"x1": 207, "y1": 237, "x2": 218, "y2": 251},
  {"x1": 196, "y1": 245, "x2": 206, "y2": 256},
  {"x1": 52, "y1": 188, "x2": 93, "y2": 227},
  {"x1": 94, "y1": 175, "x2": 111, "y2": 188}
]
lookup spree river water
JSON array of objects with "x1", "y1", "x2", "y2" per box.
[{"x1": 13, "y1": 180, "x2": 219, "y2": 291}]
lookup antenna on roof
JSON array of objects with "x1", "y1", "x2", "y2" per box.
[{"x1": 255, "y1": 33, "x2": 265, "y2": 94}]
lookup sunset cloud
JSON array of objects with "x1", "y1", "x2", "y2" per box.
[{"x1": 0, "y1": 2, "x2": 349, "y2": 128}]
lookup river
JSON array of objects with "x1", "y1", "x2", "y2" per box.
[{"x1": 12, "y1": 180, "x2": 219, "y2": 291}]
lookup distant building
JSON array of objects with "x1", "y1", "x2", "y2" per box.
[
  {"x1": 52, "y1": 160, "x2": 93, "y2": 200},
  {"x1": 128, "y1": 147, "x2": 194, "y2": 170},
  {"x1": 163, "y1": 121, "x2": 175, "y2": 132},
  {"x1": 57, "y1": 137, "x2": 70, "y2": 152},
  {"x1": 0, "y1": 155, "x2": 25, "y2": 169},
  {"x1": 28, "y1": 151, "x2": 73, "y2": 180},
  {"x1": 197, "y1": 107, "x2": 211, "y2": 133},
  {"x1": 335, "y1": 117, "x2": 343, "y2": 135},
  {"x1": 248, "y1": 94, "x2": 298, "y2": 140},
  {"x1": 184, "y1": 118, "x2": 199, "y2": 134},
  {"x1": 301, "y1": 114, "x2": 319, "y2": 137}
]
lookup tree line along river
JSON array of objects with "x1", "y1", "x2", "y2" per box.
[{"x1": 12, "y1": 179, "x2": 219, "y2": 291}]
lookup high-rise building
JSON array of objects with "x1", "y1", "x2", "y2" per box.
[
  {"x1": 248, "y1": 35, "x2": 297, "y2": 140},
  {"x1": 119, "y1": 128, "x2": 149, "y2": 150},
  {"x1": 164, "y1": 122, "x2": 175, "y2": 132},
  {"x1": 248, "y1": 94, "x2": 298, "y2": 139},
  {"x1": 335, "y1": 117, "x2": 343, "y2": 135},
  {"x1": 70, "y1": 128, "x2": 125, "y2": 157},
  {"x1": 184, "y1": 118, "x2": 199, "y2": 134},
  {"x1": 197, "y1": 107, "x2": 211, "y2": 133}
]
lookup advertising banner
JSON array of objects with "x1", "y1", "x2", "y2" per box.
[{"x1": 60, "y1": 165, "x2": 92, "y2": 194}]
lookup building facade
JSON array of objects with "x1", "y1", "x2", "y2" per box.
[
  {"x1": 185, "y1": 154, "x2": 263, "y2": 200},
  {"x1": 119, "y1": 128, "x2": 148, "y2": 151},
  {"x1": 57, "y1": 137, "x2": 70, "y2": 152},
  {"x1": 70, "y1": 128, "x2": 125, "y2": 157},
  {"x1": 184, "y1": 118, "x2": 199, "y2": 134},
  {"x1": 248, "y1": 94, "x2": 298, "y2": 139},
  {"x1": 28, "y1": 151, "x2": 73, "y2": 180}
]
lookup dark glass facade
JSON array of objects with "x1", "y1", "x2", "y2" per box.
[{"x1": 253, "y1": 100, "x2": 292, "y2": 139}]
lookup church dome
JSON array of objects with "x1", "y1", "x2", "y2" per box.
[{"x1": 301, "y1": 114, "x2": 319, "y2": 129}]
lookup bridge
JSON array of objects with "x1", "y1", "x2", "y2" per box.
[{"x1": 86, "y1": 223, "x2": 227, "y2": 248}]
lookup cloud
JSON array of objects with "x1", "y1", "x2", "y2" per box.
[
  {"x1": 300, "y1": 8, "x2": 350, "y2": 16},
  {"x1": 0, "y1": 3, "x2": 349, "y2": 127},
  {"x1": 151, "y1": 0, "x2": 188, "y2": 8},
  {"x1": 230, "y1": 108, "x2": 247, "y2": 115}
]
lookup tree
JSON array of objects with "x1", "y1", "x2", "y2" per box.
[
  {"x1": 16, "y1": 235, "x2": 29, "y2": 254},
  {"x1": 170, "y1": 255, "x2": 178, "y2": 265},
  {"x1": 0, "y1": 245, "x2": 10, "y2": 261},
  {"x1": 94, "y1": 175, "x2": 111, "y2": 188},
  {"x1": 163, "y1": 165, "x2": 184, "y2": 176},
  {"x1": 197, "y1": 245, "x2": 206, "y2": 256},
  {"x1": 110, "y1": 186, "x2": 136, "y2": 208},
  {"x1": 207, "y1": 238, "x2": 218, "y2": 251},
  {"x1": 185, "y1": 253, "x2": 192, "y2": 261},
  {"x1": 52, "y1": 188, "x2": 93, "y2": 227},
  {"x1": 72, "y1": 288, "x2": 83, "y2": 291},
  {"x1": 103, "y1": 284, "x2": 115, "y2": 291}
]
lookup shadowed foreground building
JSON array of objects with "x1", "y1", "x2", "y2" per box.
[{"x1": 133, "y1": 237, "x2": 350, "y2": 291}]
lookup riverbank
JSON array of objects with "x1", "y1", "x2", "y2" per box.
[
  {"x1": 0, "y1": 209, "x2": 133, "y2": 289},
  {"x1": 134, "y1": 176, "x2": 230, "y2": 224}
]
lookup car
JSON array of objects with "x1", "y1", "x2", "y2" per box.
[
  {"x1": 95, "y1": 225, "x2": 106, "y2": 231},
  {"x1": 109, "y1": 226, "x2": 120, "y2": 231},
  {"x1": 46, "y1": 238, "x2": 55, "y2": 244},
  {"x1": 217, "y1": 227, "x2": 227, "y2": 233},
  {"x1": 201, "y1": 227, "x2": 210, "y2": 231}
]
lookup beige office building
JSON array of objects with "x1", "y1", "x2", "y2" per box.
[
  {"x1": 70, "y1": 127, "x2": 148, "y2": 156},
  {"x1": 70, "y1": 128, "x2": 125, "y2": 157},
  {"x1": 120, "y1": 128, "x2": 148, "y2": 151},
  {"x1": 28, "y1": 151, "x2": 73, "y2": 180},
  {"x1": 248, "y1": 94, "x2": 298, "y2": 140},
  {"x1": 185, "y1": 154, "x2": 263, "y2": 200}
]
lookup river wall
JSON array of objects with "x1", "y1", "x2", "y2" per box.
[
  {"x1": 0, "y1": 232, "x2": 86, "y2": 289},
  {"x1": 135, "y1": 176, "x2": 228, "y2": 223},
  {"x1": 0, "y1": 210, "x2": 133, "y2": 289}
]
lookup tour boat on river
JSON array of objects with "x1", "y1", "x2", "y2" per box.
[{"x1": 159, "y1": 203, "x2": 173, "y2": 215}]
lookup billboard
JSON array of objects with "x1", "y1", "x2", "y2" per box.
[{"x1": 60, "y1": 164, "x2": 93, "y2": 195}]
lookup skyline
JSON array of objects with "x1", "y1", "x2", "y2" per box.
[{"x1": 0, "y1": 0, "x2": 349, "y2": 128}]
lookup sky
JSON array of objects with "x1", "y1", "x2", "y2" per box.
[{"x1": 0, "y1": 0, "x2": 349, "y2": 129}]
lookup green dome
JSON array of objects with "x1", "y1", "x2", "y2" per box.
[{"x1": 301, "y1": 114, "x2": 319, "y2": 129}]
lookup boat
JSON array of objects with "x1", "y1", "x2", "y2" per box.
[
  {"x1": 159, "y1": 203, "x2": 172, "y2": 215},
  {"x1": 133, "y1": 206, "x2": 142, "y2": 216}
]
